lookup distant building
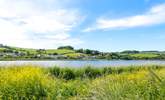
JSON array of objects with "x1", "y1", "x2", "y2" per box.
[{"x1": 0, "y1": 44, "x2": 3, "y2": 47}]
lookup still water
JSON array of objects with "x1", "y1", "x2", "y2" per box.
[{"x1": 1, "y1": 60, "x2": 165, "y2": 67}]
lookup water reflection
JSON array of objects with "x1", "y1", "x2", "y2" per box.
[{"x1": 0, "y1": 60, "x2": 165, "y2": 67}]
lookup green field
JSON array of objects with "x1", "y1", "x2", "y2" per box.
[
  {"x1": 1, "y1": 45, "x2": 165, "y2": 60},
  {"x1": 0, "y1": 65, "x2": 165, "y2": 100},
  {"x1": 130, "y1": 53, "x2": 160, "y2": 59}
]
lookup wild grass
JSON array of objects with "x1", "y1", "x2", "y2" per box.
[
  {"x1": 130, "y1": 53, "x2": 159, "y2": 59},
  {"x1": 49, "y1": 65, "x2": 164, "y2": 80},
  {"x1": 85, "y1": 69, "x2": 165, "y2": 100},
  {"x1": 46, "y1": 49, "x2": 75, "y2": 55},
  {"x1": 0, "y1": 65, "x2": 164, "y2": 100}
]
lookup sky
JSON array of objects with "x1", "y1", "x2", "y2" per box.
[{"x1": 0, "y1": 0, "x2": 165, "y2": 51}]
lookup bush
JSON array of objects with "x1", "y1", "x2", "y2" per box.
[
  {"x1": 103, "y1": 67, "x2": 112, "y2": 74},
  {"x1": 83, "y1": 67, "x2": 102, "y2": 78},
  {"x1": 57, "y1": 46, "x2": 74, "y2": 50},
  {"x1": 50, "y1": 67, "x2": 61, "y2": 78},
  {"x1": 61, "y1": 68, "x2": 76, "y2": 80}
]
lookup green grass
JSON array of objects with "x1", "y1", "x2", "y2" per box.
[
  {"x1": 0, "y1": 46, "x2": 76, "y2": 55},
  {"x1": 1, "y1": 46, "x2": 165, "y2": 60},
  {"x1": 49, "y1": 65, "x2": 164, "y2": 80},
  {"x1": 0, "y1": 48, "x2": 6, "y2": 52},
  {"x1": 64, "y1": 53, "x2": 86, "y2": 59},
  {"x1": 46, "y1": 49, "x2": 75, "y2": 55},
  {"x1": 130, "y1": 53, "x2": 159, "y2": 59},
  {"x1": 86, "y1": 69, "x2": 165, "y2": 100},
  {"x1": 0, "y1": 65, "x2": 165, "y2": 99}
]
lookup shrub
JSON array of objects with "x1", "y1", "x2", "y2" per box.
[
  {"x1": 57, "y1": 46, "x2": 74, "y2": 50},
  {"x1": 103, "y1": 67, "x2": 112, "y2": 74},
  {"x1": 83, "y1": 67, "x2": 102, "y2": 78},
  {"x1": 61, "y1": 68, "x2": 76, "y2": 80},
  {"x1": 50, "y1": 67, "x2": 61, "y2": 78}
]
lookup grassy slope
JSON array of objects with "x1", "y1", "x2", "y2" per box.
[
  {"x1": 46, "y1": 49, "x2": 75, "y2": 54},
  {"x1": 0, "y1": 65, "x2": 165, "y2": 100},
  {"x1": 0, "y1": 48, "x2": 6, "y2": 52},
  {"x1": 0, "y1": 46, "x2": 164, "y2": 60},
  {"x1": 0, "y1": 46, "x2": 86, "y2": 58},
  {"x1": 46, "y1": 49, "x2": 86, "y2": 58},
  {"x1": 129, "y1": 53, "x2": 159, "y2": 59}
]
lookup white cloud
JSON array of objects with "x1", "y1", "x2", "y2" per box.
[
  {"x1": 84, "y1": 4, "x2": 165, "y2": 32},
  {"x1": 0, "y1": 0, "x2": 83, "y2": 49}
]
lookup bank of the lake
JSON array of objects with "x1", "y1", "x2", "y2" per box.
[{"x1": 0, "y1": 65, "x2": 165, "y2": 100}]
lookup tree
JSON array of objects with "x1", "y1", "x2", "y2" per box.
[
  {"x1": 91, "y1": 50, "x2": 100, "y2": 55},
  {"x1": 3, "y1": 49, "x2": 13, "y2": 53},
  {"x1": 76, "y1": 49, "x2": 84, "y2": 53},
  {"x1": 110, "y1": 53, "x2": 120, "y2": 59},
  {"x1": 84, "y1": 49, "x2": 92, "y2": 54},
  {"x1": 53, "y1": 53, "x2": 58, "y2": 55},
  {"x1": 57, "y1": 46, "x2": 74, "y2": 50},
  {"x1": 36, "y1": 49, "x2": 46, "y2": 54}
]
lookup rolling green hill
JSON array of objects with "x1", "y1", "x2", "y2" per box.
[{"x1": 0, "y1": 44, "x2": 165, "y2": 60}]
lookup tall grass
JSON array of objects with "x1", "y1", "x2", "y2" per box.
[
  {"x1": 0, "y1": 65, "x2": 164, "y2": 99},
  {"x1": 0, "y1": 65, "x2": 90, "y2": 99},
  {"x1": 49, "y1": 65, "x2": 164, "y2": 80},
  {"x1": 85, "y1": 69, "x2": 165, "y2": 100},
  {"x1": 0, "y1": 66, "x2": 59, "y2": 99}
]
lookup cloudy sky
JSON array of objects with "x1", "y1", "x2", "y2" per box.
[{"x1": 0, "y1": 0, "x2": 165, "y2": 51}]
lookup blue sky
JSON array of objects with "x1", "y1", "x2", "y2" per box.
[{"x1": 0, "y1": 0, "x2": 165, "y2": 51}]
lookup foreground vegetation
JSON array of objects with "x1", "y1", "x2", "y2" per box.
[
  {"x1": 0, "y1": 65, "x2": 165, "y2": 100},
  {"x1": 1, "y1": 44, "x2": 165, "y2": 60}
]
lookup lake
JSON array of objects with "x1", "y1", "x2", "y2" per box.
[{"x1": 1, "y1": 60, "x2": 165, "y2": 67}]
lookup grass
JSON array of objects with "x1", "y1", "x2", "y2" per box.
[
  {"x1": 0, "y1": 46, "x2": 77, "y2": 55},
  {"x1": 1, "y1": 46, "x2": 165, "y2": 60},
  {"x1": 64, "y1": 53, "x2": 86, "y2": 59},
  {"x1": 0, "y1": 65, "x2": 165, "y2": 100},
  {"x1": 0, "y1": 48, "x2": 6, "y2": 52},
  {"x1": 86, "y1": 70, "x2": 165, "y2": 100},
  {"x1": 130, "y1": 53, "x2": 159, "y2": 59},
  {"x1": 49, "y1": 65, "x2": 164, "y2": 80},
  {"x1": 46, "y1": 49, "x2": 75, "y2": 55}
]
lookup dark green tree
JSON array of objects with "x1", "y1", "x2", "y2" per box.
[{"x1": 57, "y1": 46, "x2": 74, "y2": 50}]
